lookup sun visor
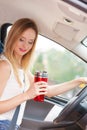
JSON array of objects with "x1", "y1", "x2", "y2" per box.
[{"x1": 53, "y1": 22, "x2": 79, "y2": 41}]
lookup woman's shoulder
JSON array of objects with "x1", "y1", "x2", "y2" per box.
[
  {"x1": 0, "y1": 59, "x2": 11, "y2": 87},
  {"x1": 0, "y1": 59, "x2": 11, "y2": 72},
  {"x1": 0, "y1": 55, "x2": 11, "y2": 73}
]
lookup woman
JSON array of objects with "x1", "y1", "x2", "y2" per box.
[{"x1": 0, "y1": 18, "x2": 87, "y2": 130}]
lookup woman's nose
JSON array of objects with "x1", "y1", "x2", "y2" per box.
[{"x1": 23, "y1": 42, "x2": 29, "y2": 48}]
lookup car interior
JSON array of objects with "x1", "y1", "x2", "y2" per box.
[{"x1": 0, "y1": 0, "x2": 87, "y2": 130}]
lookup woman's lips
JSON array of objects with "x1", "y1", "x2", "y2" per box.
[{"x1": 19, "y1": 48, "x2": 27, "y2": 52}]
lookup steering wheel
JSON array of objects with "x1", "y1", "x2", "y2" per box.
[{"x1": 53, "y1": 85, "x2": 87, "y2": 124}]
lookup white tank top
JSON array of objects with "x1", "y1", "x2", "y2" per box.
[{"x1": 0, "y1": 55, "x2": 29, "y2": 125}]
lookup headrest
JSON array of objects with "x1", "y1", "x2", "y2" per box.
[
  {"x1": 0, "y1": 23, "x2": 12, "y2": 54},
  {"x1": 0, "y1": 23, "x2": 12, "y2": 44}
]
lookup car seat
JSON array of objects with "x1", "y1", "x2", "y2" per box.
[{"x1": 0, "y1": 23, "x2": 12, "y2": 54}]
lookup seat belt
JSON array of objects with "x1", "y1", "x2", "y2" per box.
[{"x1": 8, "y1": 105, "x2": 20, "y2": 130}]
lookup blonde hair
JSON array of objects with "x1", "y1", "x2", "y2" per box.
[{"x1": 4, "y1": 18, "x2": 38, "y2": 86}]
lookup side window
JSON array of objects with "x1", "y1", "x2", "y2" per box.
[{"x1": 31, "y1": 35, "x2": 87, "y2": 99}]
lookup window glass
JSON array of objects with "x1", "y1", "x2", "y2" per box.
[{"x1": 31, "y1": 35, "x2": 87, "y2": 99}]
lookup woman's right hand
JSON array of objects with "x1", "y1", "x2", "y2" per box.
[{"x1": 25, "y1": 81, "x2": 48, "y2": 100}]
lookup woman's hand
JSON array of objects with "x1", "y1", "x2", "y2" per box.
[
  {"x1": 81, "y1": 77, "x2": 87, "y2": 84},
  {"x1": 78, "y1": 77, "x2": 87, "y2": 84},
  {"x1": 25, "y1": 81, "x2": 48, "y2": 100}
]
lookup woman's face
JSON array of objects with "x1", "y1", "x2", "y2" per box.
[{"x1": 13, "y1": 28, "x2": 36, "y2": 58}]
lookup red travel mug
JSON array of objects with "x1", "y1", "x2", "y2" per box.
[{"x1": 34, "y1": 71, "x2": 48, "y2": 102}]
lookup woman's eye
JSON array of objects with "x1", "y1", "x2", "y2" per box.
[
  {"x1": 19, "y1": 38, "x2": 24, "y2": 42},
  {"x1": 28, "y1": 41, "x2": 33, "y2": 44}
]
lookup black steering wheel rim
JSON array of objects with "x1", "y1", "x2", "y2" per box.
[{"x1": 53, "y1": 85, "x2": 87, "y2": 124}]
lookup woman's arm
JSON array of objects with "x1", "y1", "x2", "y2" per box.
[
  {"x1": 28, "y1": 71, "x2": 87, "y2": 98},
  {"x1": 46, "y1": 77, "x2": 87, "y2": 97},
  {"x1": 0, "y1": 61, "x2": 28, "y2": 113},
  {"x1": 0, "y1": 60, "x2": 11, "y2": 96},
  {"x1": 0, "y1": 93, "x2": 29, "y2": 114}
]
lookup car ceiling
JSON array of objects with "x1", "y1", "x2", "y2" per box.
[{"x1": 0, "y1": 0, "x2": 87, "y2": 61}]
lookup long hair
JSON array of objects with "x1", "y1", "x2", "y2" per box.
[{"x1": 4, "y1": 18, "x2": 38, "y2": 86}]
